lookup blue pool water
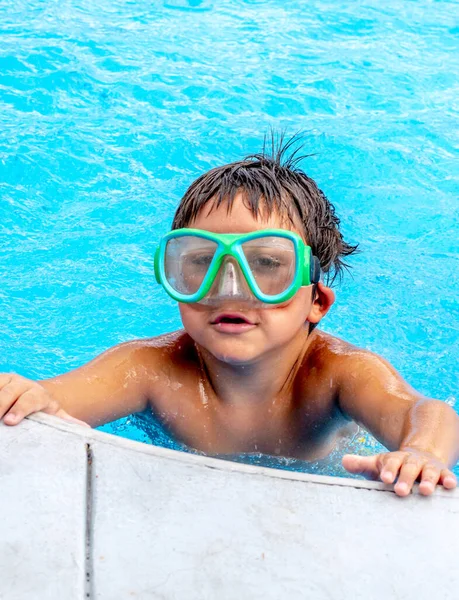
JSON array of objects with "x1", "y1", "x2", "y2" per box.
[{"x1": 0, "y1": 0, "x2": 458, "y2": 477}]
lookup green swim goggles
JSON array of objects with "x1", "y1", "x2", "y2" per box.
[{"x1": 154, "y1": 228, "x2": 321, "y2": 305}]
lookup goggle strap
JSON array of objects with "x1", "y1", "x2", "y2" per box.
[{"x1": 310, "y1": 256, "x2": 321, "y2": 284}]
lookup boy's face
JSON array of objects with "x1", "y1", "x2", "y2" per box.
[{"x1": 179, "y1": 193, "x2": 332, "y2": 365}]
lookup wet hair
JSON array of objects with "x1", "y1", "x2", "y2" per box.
[{"x1": 172, "y1": 133, "x2": 359, "y2": 285}]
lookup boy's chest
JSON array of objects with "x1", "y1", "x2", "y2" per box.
[{"x1": 149, "y1": 377, "x2": 345, "y2": 459}]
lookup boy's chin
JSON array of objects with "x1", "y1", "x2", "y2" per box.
[{"x1": 202, "y1": 339, "x2": 265, "y2": 366}]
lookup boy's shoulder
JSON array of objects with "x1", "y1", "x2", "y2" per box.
[
  {"x1": 302, "y1": 330, "x2": 376, "y2": 385},
  {"x1": 118, "y1": 330, "x2": 198, "y2": 372},
  {"x1": 308, "y1": 330, "x2": 364, "y2": 362},
  {"x1": 304, "y1": 330, "x2": 393, "y2": 397}
]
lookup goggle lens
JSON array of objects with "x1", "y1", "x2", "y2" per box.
[
  {"x1": 165, "y1": 236, "x2": 218, "y2": 295},
  {"x1": 240, "y1": 236, "x2": 296, "y2": 296}
]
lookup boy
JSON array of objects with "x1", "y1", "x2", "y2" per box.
[{"x1": 1, "y1": 141, "x2": 458, "y2": 497}]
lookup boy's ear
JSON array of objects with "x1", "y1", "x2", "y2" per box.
[{"x1": 307, "y1": 282, "x2": 335, "y2": 324}]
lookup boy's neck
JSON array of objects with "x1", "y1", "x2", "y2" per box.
[{"x1": 196, "y1": 329, "x2": 315, "y2": 407}]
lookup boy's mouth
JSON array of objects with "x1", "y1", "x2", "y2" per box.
[{"x1": 210, "y1": 312, "x2": 257, "y2": 333}]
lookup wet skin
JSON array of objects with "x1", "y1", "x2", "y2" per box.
[{"x1": 1, "y1": 195, "x2": 458, "y2": 496}]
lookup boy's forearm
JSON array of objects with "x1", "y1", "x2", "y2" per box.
[{"x1": 399, "y1": 399, "x2": 459, "y2": 466}]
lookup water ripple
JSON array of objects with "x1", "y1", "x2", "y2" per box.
[{"x1": 0, "y1": 0, "x2": 457, "y2": 466}]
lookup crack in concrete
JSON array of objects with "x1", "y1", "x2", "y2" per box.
[{"x1": 85, "y1": 443, "x2": 94, "y2": 599}]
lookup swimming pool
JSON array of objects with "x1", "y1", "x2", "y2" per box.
[{"x1": 1, "y1": 0, "x2": 458, "y2": 477}]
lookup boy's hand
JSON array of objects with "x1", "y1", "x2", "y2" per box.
[
  {"x1": 342, "y1": 450, "x2": 457, "y2": 497},
  {"x1": 0, "y1": 373, "x2": 90, "y2": 428}
]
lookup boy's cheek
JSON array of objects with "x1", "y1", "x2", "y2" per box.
[
  {"x1": 178, "y1": 304, "x2": 204, "y2": 335},
  {"x1": 265, "y1": 290, "x2": 313, "y2": 326}
]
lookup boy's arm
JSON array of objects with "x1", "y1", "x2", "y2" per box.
[
  {"x1": 337, "y1": 349, "x2": 459, "y2": 496},
  {"x1": 1, "y1": 341, "x2": 153, "y2": 428}
]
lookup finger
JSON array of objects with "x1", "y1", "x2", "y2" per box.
[
  {"x1": 0, "y1": 380, "x2": 35, "y2": 420},
  {"x1": 0, "y1": 373, "x2": 13, "y2": 388},
  {"x1": 439, "y1": 469, "x2": 457, "y2": 490},
  {"x1": 0, "y1": 375, "x2": 29, "y2": 399},
  {"x1": 3, "y1": 389, "x2": 48, "y2": 425},
  {"x1": 53, "y1": 408, "x2": 91, "y2": 428},
  {"x1": 394, "y1": 458, "x2": 425, "y2": 497},
  {"x1": 0, "y1": 373, "x2": 25, "y2": 390},
  {"x1": 0, "y1": 379, "x2": 14, "y2": 418},
  {"x1": 418, "y1": 464, "x2": 441, "y2": 496},
  {"x1": 379, "y1": 452, "x2": 407, "y2": 484},
  {"x1": 342, "y1": 454, "x2": 381, "y2": 480}
]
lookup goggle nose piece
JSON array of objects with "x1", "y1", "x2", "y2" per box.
[
  {"x1": 215, "y1": 260, "x2": 247, "y2": 299},
  {"x1": 198, "y1": 257, "x2": 260, "y2": 306}
]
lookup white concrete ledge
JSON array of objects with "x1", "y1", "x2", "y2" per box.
[{"x1": 1, "y1": 413, "x2": 458, "y2": 600}]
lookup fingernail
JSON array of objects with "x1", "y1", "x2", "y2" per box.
[
  {"x1": 396, "y1": 483, "x2": 408, "y2": 494},
  {"x1": 382, "y1": 471, "x2": 393, "y2": 483},
  {"x1": 4, "y1": 413, "x2": 17, "y2": 424}
]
